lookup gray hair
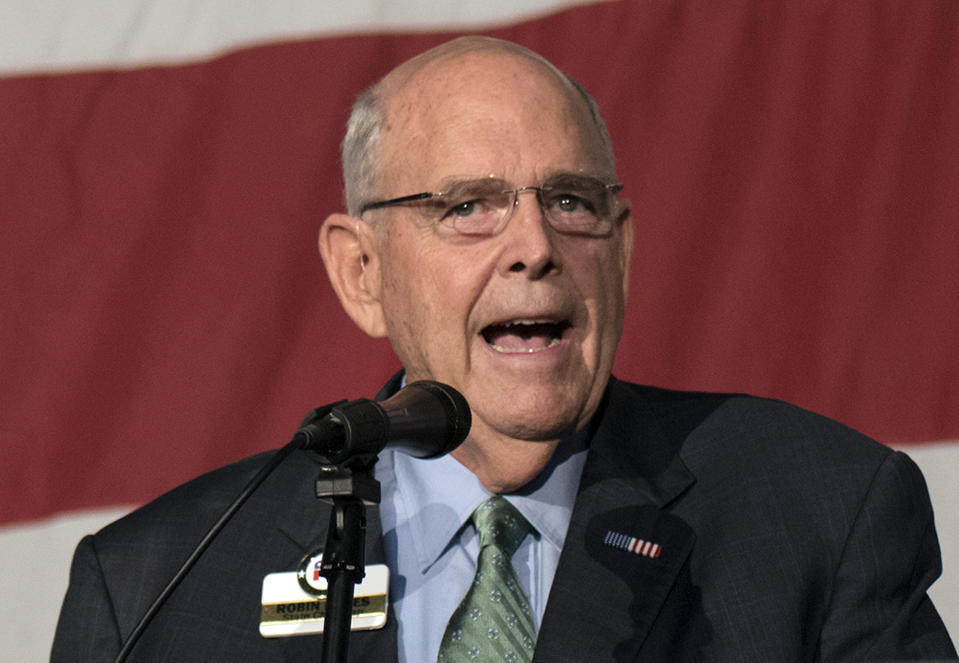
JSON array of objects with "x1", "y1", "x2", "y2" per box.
[
  {"x1": 342, "y1": 86, "x2": 383, "y2": 217},
  {"x1": 340, "y1": 39, "x2": 616, "y2": 218}
]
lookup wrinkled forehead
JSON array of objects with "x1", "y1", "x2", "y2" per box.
[{"x1": 376, "y1": 48, "x2": 612, "y2": 186}]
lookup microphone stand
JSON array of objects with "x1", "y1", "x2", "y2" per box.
[
  {"x1": 314, "y1": 456, "x2": 380, "y2": 663},
  {"x1": 111, "y1": 383, "x2": 468, "y2": 663}
]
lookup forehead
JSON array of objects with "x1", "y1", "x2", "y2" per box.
[{"x1": 378, "y1": 50, "x2": 611, "y2": 191}]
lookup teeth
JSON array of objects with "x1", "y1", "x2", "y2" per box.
[
  {"x1": 490, "y1": 337, "x2": 562, "y2": 353},
  {"x1": 481, "y1": 318, "x2": 569, "y2": 354},
  {"x1": 503, "y1": 319, "x2": 553, "y2": 326}
]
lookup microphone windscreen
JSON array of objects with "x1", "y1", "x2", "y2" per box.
[{"x1": 381, "y1": 380, "x2": 471, "y2": 458}]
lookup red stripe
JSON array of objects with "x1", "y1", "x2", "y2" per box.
[{"x1": 3, "y1": 1, "x2": 959, "y2": 523}]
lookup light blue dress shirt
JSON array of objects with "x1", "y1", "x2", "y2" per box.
[{"x1": 374, "y1": 431, "x2": 589, "y2": 663}]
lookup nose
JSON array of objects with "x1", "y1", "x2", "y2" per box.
[{"x1": 497, "y1": 189, "x2": 561, "y2": 279}]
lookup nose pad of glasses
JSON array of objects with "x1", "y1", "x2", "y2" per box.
[
  {"x1": 499, "y1": 187, "x2": 549, "y2": 236},
  {"x1": 511, "y1": 186, "x2": 544, "y2": 212}
]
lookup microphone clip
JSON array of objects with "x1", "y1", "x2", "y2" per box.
[{"x1": 315, "y1": 464, "x2": 381, "y2": 506}]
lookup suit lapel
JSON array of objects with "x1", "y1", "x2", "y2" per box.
[{"x1": 533, "y1": 379, "x2": 697, "y2": 663}]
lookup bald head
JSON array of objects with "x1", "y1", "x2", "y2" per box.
[{"x1": 341, "y1": 36, "x2": 615, "y2": 217}]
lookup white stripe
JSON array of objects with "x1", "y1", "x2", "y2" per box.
[
  {"x1": 0, "y1": 505, "x2": 132, "y2": 662},
  {"x1": 3, "y1": 443, "x2": 958, "y2": 662},
  {"x1": 0, "y1": 0, "x2": 614, "y2": 76},
  {"x1": 899, "y1": 442, "x2": 959, "y2": 644}
]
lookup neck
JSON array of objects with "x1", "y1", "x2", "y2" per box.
[{"x1": 451, "y1": 428, "x2": 562, "y2": 494}]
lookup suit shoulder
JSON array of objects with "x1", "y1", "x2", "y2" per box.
[
  {"x1": 93, "y1": 450, "x2": 284, "y2": 547},
  {"x1": 702, "y1": 391, "x2": 889, "y2": 465},
  {"x1": 610, "y1": 378, "x2": 893, "y2": 470}
]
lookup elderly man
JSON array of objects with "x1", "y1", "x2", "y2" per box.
[{"x1": 53, "y1": 36, "x2": 955, "y2": 662}]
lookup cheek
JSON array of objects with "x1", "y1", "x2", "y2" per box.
[
  {"x1": 575, "y1": 244, "x2": 629, "y2": 343},
  {"x1": 377, "y1": 242, "x2": 427, "y2": 359},
  {"x1": 572, "y1": 237, "x2": 627, "y2": 289},
  {"x1": 377, "y1": 241, "x2": 479, "y2": 372},
  {"x1": 380, "y1": 280, "x2": 434, "y2": 380},
  {"x1": 600, "y1": 240, "x2": 629, "y2": 302}
]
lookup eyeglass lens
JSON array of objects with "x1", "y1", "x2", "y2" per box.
[{"x1": 432, "y1": 176, "x2": 617, "y2": 236}]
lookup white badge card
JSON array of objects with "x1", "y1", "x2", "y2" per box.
[{"x1": 260, "y1": 555, "x2": 389, "y2": 638}]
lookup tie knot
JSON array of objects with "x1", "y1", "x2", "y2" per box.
[{"x1": 471, "y1": 496, "x2": 531, "y2": 557}]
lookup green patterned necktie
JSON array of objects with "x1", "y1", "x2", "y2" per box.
[{"x1": 437, "y1": 496, "x2": 537, "y2": 663}]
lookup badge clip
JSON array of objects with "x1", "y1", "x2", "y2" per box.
[{"x1": 259, "y1": 552, "x2": 389, "y2": 637}]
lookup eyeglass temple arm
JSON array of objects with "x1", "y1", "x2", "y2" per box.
[{"x1": 360, "y1": 192, "x2": 435, "y2": 214}]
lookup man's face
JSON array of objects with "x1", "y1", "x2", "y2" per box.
[{"x1": 369, "y1": 51, "x2": 633, "y2": 450}]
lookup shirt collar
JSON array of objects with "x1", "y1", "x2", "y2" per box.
[{"x1": 389, "y1": 428, "x2": 590, "y2": 574}]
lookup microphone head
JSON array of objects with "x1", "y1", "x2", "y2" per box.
[{"x1": 381, "y1": 380, "x2": 471, "y2": 458}]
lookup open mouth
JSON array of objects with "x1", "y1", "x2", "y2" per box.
[{"x1": 481, "y1": 319, "x2": 571, "y2": 354}]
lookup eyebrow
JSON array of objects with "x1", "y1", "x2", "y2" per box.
[
  {"x1": 434, "y1": 176, "x2": 509, "y2": 194},
  {"x1": 433, "y1": 171, "x2": 609, "y2": 193}
]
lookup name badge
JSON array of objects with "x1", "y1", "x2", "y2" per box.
[{"x1": 260, "y1": 553, "x2": 389, "y2": 637}]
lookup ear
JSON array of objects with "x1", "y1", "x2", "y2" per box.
[{"x1": 318, "y1": 213, "x2": 388, "y2": 338}]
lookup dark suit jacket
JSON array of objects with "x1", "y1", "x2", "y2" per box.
[{"x1": 52, "y1": 378, "x2": 957, "y2": 661}]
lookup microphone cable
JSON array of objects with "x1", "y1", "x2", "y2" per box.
[
  {"x1": 113, "y1": 434, "x2": 305, "y2": 663},
  {"x1": 112, "y1": 380, "x2": 469, "y2": 662}
]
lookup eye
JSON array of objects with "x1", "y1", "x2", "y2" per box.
[
  {"x1": 442, "y1": 191, "x2": 505, "y2": 220},
  {"x1": 554, "y1": 193, "x2": 591, "y2": 213},
  {"x1": 545, "y1": 189, "x2": 596, "y2": 216},
  {"x1": 447, "y1": 199, "x2": 480, "y2": 218}
]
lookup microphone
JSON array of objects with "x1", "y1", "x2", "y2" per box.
[
  {"x1": 113, "y1": 383, "x2": 467, "y2": 663},
  {"x1": 293, "y1": 380, "x2": 471, "y2": 463}
]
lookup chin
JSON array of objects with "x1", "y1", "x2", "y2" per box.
[
  {"x1": 489, "y1": 404, "x2": 584, "y2": 442},
  {"x1": 467, "y1": 378, "x2": 600, "y2": 439}
]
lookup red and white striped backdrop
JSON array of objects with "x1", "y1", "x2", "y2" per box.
[{"x1": 2, "y1": 1, "x2": 957, "y2": 658}]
